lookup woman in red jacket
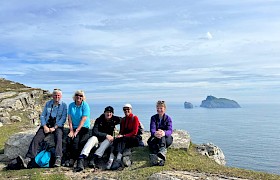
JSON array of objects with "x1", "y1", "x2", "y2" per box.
[{"x1": 107, "y1": 103, "x2": 140, "y2": 170}]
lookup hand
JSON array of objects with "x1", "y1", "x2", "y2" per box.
[
  {"x1": 106, "y1": 135, "x2": 114, "y2": 142},
  {"x1": 49, "y1": 127, "x2": 55, "y2": 133},
  {"x1": 73, "y1": 130, "x2": 79, "y2": 138},
  {"x1": 116, "y1": 134, "x2": 123, "y2": 138},
  {"x1": 43, "y1": 126, "x2": 50, "y2": 134},
  {"x1": 68, "y1": 130, "x2": 74, "y2": 138}
]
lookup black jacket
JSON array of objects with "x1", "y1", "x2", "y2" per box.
[{"x1": 92, "y1": 114, "x2": 121, "y2": 142}]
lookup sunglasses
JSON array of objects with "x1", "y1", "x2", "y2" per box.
[
  {"x1": 53, "y1": 88, "x2": 61, "y2": 91},
  {"x1": 123, "y1": 108, "x2": 130, "y2": 111},
  {"x1": 157, "y1": 100, "x2": 165, "y2": 104},
  {"x1": 75, "y1": 94, "x2": 83, "y2": 97}
]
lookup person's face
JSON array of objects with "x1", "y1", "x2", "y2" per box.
[
  {"x1": 157, "y1": 105, "x2": 165, "y2": 116},
  {"x1": 123, "y1": 107, "x2": 131, "y2": 116},
  {"x1": 52, "y1": 92, "x2": 62, "y2": 102},
  {"x1": 75, "y1": 93, "x2": 83, "y2": 104},
  {"x1": 104, "y1": 111, "x2": 113, "y2": 120}
]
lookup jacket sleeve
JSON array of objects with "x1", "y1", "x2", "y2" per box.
[
  {"x1": 40, "y1": 101, "x2": 49, "y2": 126},
  {"x1": 123, "y1": 116, "x2": 139, "y2": 137},
  {"x1": 164, "y1": 115, "x2": 173, "y2": 136},
  {"x1": 92, "y1": 118, "x2": 107, "y2": 138},
  {"x1": 150, "y1": 115, "x2": 157, "y2": 136},
  {"x1": 56, "y1": 102, "x2": 67, "y2": 127}
]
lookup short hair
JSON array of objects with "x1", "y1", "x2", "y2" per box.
[
  {"x1": 156, "y1": 100, "x2": 166, "y2": 108},
  {"x1": 72, "y1": 90, "x2": 86, "y2": 101},
  {"x1": 53, "y1": 88, "x2": 62, "y2": 95}
]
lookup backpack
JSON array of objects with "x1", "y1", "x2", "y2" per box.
[{"x1": 35, "y1": 149, "x2": 51, "y2": 168}]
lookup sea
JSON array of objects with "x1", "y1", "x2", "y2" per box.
[{"x1": 88, "y1": 102, "x2": 280, "y2": 175}]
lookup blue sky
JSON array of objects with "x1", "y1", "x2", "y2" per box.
[{"x1": 1, "y1": 0, "x2": 280, "y2": 105}]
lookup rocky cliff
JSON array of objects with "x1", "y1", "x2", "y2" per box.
[
  {"x1": 200, "y1": 95, "x2": 241, "y2": 108},
  {"x1": 0, "y1": 78, "x2": 51, "y2": 126}
]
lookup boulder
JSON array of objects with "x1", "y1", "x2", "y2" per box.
[
  {"x1": 10, "y1": 116, "x2": 22, "y2": 122},
  {"x1": 200, "y1": 95, "x2": 241, "y2": 108},
  {"x1": 0, "y1": 117, "x2": 11, "y2": 124},
  {"x1": 0, "y1": 92, "x2": 17, "y2": 99},
  {"x1": 4, "y1": 128, "x2": 191, "y2": 160},
  {"x1": 196, "y1": 143, "x2": 226, "y2": 165},
  {"x1": 0, "y1": 111, "x2": 10, "y2": 118}
]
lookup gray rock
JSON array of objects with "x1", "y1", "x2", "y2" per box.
[
  {"x1": 0, "y1": 117, "x2": 11, "y2": 124},
  {"x1": 10, "y1": 116, "x2": 22, "y2": 122},
  {"x1": 149, "y1": 171, "x2": 248, "y2": 180},
  {"x1": 0, "y1": 111, "x2": 10, "y2": 117},
  {"x1": 4, "y1": 128, "x2": 38, "y2": 159},
  {"x1": 200, "y1": 96, "x2": 241, "y2": 108},
  {"x1": 184, "y1": 101, "x2": 193, "y2": 109},
  {"x1": 196, "y1": 143, "x2": 226, "y2": 165},
  {"x1": 0, "y1": 92, "x2": 17, "y2": 99},
  {"x1": 0, "y1": 122, "x2": 3, "y2": 127}
]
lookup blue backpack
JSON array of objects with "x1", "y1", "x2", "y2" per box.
[{"x1": 35, "y1": 149, "x2": 51, "y2": 167}]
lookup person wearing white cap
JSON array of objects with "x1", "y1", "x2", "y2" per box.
[{"x1": 106, "y1": 103, "x2": 141, "y2": 170}]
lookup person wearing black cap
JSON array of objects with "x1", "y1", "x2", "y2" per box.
[{"x1": 76, "y1": 106, "x2": 121, "y2": 172}]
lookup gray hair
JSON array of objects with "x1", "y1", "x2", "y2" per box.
[{"x1": 53, "y1": 88, "x2": 62, "y2": 95}]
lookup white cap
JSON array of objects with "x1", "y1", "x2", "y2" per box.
[{"x1": 123, "y1": 103, "x2": 132, "y2": 109}]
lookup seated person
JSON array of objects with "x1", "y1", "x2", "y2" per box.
[
  {"x1": 76, "y1": 106, "x2": 121, "y2": 172},
  {"x1": 108, "y1": 103, "x2": 141, "y2": 170},
  {"x1": 19, "y1": 88, "x2": 67, "y2": 168},
  {"x1": 148, "y1": 100, "x2": 173, "y2": 166}
]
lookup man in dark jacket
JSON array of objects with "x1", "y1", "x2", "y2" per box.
[{"x1": 76, "y1": 106, "x2": 121, "y2": 172}]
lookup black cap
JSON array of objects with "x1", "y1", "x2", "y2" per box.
[{"x1": 104, "y1": 106, "x2": 114, "y2": 113}]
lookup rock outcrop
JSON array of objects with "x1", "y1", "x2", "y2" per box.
[
  {"x1": 3, "y1": 129, "x2": 191, "y2": 161},
  {"x1": 0, "y1": 78, "x2": 51, "y2": 126},
  {"x1": 200, "y1": 96, "x2": 241, "y2": 108},
  {"x1": 184, "y1": 101, "x2": 193, "y2": 109},
  {"x1": 196, "y1": 143, "x2": 226, "y2": 165}
]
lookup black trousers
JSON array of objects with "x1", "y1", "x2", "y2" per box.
[
  {"x1": 26, "y1": 126, "x2": 63, "y2": 158},
  {"x1": 147, "y1": 135, "x2": 173, "y2": 154},
  {"x1": 111, "y1": 136, "x2": 139, "y2": 154},
  {"x1": 65, "y1": 127, "x2": 89, "y2": 160}
]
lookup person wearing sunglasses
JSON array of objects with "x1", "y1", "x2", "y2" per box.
[
  {"x1": 148, "y1": 100, "x2": 173, "y2": 166},
  {"x1": 75, "y1": 106, "x2": 122, "y2": 172},
  {"x1": 18, "y1": 88, "x2": 67, "y2": 168},
  {"x1": 107, "y1": 103, "x2": 141, "y2": 170},
  {"x1": 64, "y1": 90, "x2": 91, "y2": 168}
]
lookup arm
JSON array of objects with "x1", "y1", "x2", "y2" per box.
[
  {"x1": 40, "y1": 101, "x2": 49, "y2": 127},
  {"x1": 74, "y1": 116, "x2": 87, "y2": 137},
  {"x1": 163, "y1": 116, "x2": 173, "y2": 136},
  {"x1": 150, "y1": 115, "x2": 157, "y2": 136},
  {"x1": 68, "y1": 114, "x2": 74, "y2": 138},
  {"x1": 92, "y1": 118, "x2": 107, "y2": 138},
  {"x1": 55, "y1": 103, "x2": 67, "y2": 128}
]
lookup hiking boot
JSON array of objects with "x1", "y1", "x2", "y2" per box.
[
  {"x1": 123, "y1": 148, "x2": 132, "y2": 156},
  {"x1": 54, "y1": 157, "x2": 61, "y2": 167},
  {"x1": 88, "y1": 157, "x2": 96, "y2": 168},
  {"x1": 76, "y1": 159, "x2": 84, "y2": 172},
  {"x1": 157, "y1": 147, "x2": 167, "y2": 161},
  {"x1": 17, "y1": 156, "x2": 31, "y2": 169},
  {"x1": 158, "y1": 159, "x2": 165, "y2": 166},
  {"x1": 122, "y1": 156, "x2": 131, "y2": 167},
  {"x1": 64, "y1": 159, "x2": 75, "y2": 167},
  {"x1": 111, "y1": 159, "x2": 123, "y2": 170},
  {"x1": 106, "y1": 159, "x2": 114, "y2": 170},
  {"x1": 149, "y1": 154, "x2": 159, "y2": 166}
]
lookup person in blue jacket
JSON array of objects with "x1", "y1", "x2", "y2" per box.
[
  {"x1": 64, "y1": 90, "x2": 91, "y2": 168},
  {"x1": 148, "y1": 100, "x2": 173, "y2": 166},
  {"x1": 19, "y1": 88, "x2": 67, "y2": 168}
]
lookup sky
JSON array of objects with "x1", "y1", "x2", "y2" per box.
[{"x1": 1, "y1": 0, "x2": 280, "y2": 105}]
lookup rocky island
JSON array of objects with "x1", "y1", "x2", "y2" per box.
[
  {"x1": 200, "y1": 95, "x2": 241, "y2": 108},
  {"x1": 184, "y1": 101, "x2": 193, "y2": 109}
]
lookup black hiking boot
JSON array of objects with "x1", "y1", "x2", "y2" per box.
[{"x1": 76, "y1": 159, "x2": 84, "y2": 172}]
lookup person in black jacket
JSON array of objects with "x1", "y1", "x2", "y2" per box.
[{"x1": 76, "y1": 106, "x2": 121, "y2": 172}]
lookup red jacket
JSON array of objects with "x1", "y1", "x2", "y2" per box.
[{"x1": 120, "y1": 113, "x2": 139, "y2": 137}]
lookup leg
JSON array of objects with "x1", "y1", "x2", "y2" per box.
[
  {"x1": 147, "y1": 136, "x2": 159, "y2": 154},
  {"x1": 80, "y1": 136, "x2": 99, "y2": 157},
  {"x1": 54, "y1": 127, "x2": 63, "y2": 158},
  {"x1": 94, "y1": 139, "x2": 112, "y2": 158},
  {"x1": 165, "y1": 135, "x2": 173, "y2": 148},
  {"x1": 26, "y1": 127, "x2": 46, "y2": 159}
]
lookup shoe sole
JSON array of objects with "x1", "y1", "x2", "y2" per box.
[{"x1": 149, "y1": 154, "x2": 159, "y2": 166}]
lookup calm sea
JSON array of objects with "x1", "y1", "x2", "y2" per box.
[{"x1": 88, "y1": 102, "x2": 280, "y2": 175}]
